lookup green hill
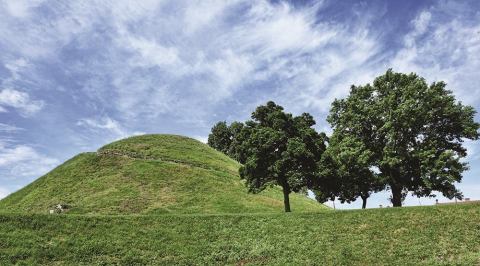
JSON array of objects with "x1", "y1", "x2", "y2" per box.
[{"x1": 0, "y1": 134, "x2": 326, "y2": 214}]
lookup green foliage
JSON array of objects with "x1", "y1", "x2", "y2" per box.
[
  {"x1": 328, "y1": 69, "x2": 480, "y2": 206},
  {"x1": 208, "y1": 120, "x2": 252, "y2": 163},
  {"x1": 208, "y1": 121, "x2": 232, "y2": 154},
  {"x1": 0, "y1": 134, "x2": 326, "y2": 215},
  {"x1": 227, "y1": 121, "x2": 251, "y2": 163},
  {"x1": 315, "y1": 131, "x2": 384, "y2": 209},
  {"x1": 1, "y1": 203, "x2": 479, "y2": 265},
  {"x1": 239, "y1": 101, "x2": 327, "y2": 212}
]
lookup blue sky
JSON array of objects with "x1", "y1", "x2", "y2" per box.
[{"x1": 1, "y1": 0, "x2": 480, "y2": 209}]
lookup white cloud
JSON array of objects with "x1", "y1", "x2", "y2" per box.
[
  {"x1": 124, "y1": 36, "x2": 181, "y2": 67},
  {"x1": 107, "y1": 0, "x2": 163, "y2": 23},
  {"x1": 4, "y1": 58, "x2": 30, "y2": 80},
  {"x1": 233, "y1": 1, "x2": 329, "y2": 56},
  {"x1": 3, "y1": 0, "x2": 46, "y2": 18},
  {"x1": 77, "y1": 116, "x2": 145, "y2": 140},
  {"x1": 0, "y1": 143, "x2": 58, "y2": 178},
  {"x1": 112, "y1": 80, "x2": 175, "y2": 120},
  {"x1": 0, "y1": 145, "x2": 40, "y2": 166},
  {"x1": 183, "y1": 0, "x2": 232, "y2": 34},
  {"x1": 195, "y1": 49, "x2": 254, "y2": 101},
  {"x1": 77, "y1": 117, "x2": 126, "y2": 136},
  {"x1": 0, "y1": 88, "x2": 44, "y2": 116},
  {"x1": 405, "y1": 11, "x2": 432, "y2": 47},
  {"x1": 0, "y1": 123, "x2": 24, "y2": 132}
]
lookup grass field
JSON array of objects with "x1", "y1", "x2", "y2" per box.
[{"x1": 1, "y1": 203, "x2": 479, "y2": 265}]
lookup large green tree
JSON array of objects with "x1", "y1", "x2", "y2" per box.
[
  {"x1": 239, "y1": 101, "x2": 327, "y2": 212},
  {"x1": 328, "y1": 69, "x2": 479, "y2": 207}
]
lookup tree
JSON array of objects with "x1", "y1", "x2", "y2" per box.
[
  {"x1": 207, "y1": 121, "x2": 232, "y2": 154},
  {"x1": 207, "y1": 120, "x2": 252, "y2": 163},
  {"x1": 328, "y1": 69, "x2": 479, "y2": 207},
  {"x1": 313, "y1": 136, "x2": 383, "y2": 209},
  {"x1": 324, "y1": 135, "x2": 383, "y2": 209},
  {"x1": 311, "y1": 147, "x2": 340, "y2": 205},
  {"x1": 239, "y1": 101, "x2": 327, "y2": 212}
]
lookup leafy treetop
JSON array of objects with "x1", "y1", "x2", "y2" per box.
[
  {"x1": 239, "y1": 101, "x2": 327, "y2": 212},
  {"x1": 328, "y1": 69, "x2": 479, "y2": 207}
]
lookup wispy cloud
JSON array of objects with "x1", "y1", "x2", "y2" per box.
[
  {"x1": 77, "y1": 116, "x2": 145, "y2": 141},
  {"x1": 0, "y1": 123, "x2": 24, "y2": 132},
  {"x1": 77, "y1": 116, "x2": 127, "y2": 137},
  {"x1": 4, "y1": 58, "x2": 30, "y2": 80},
  {"x1": 124, "y1": 36, "x2": 181, "y2": 68},
  {"x1": 0, "y1": 0, "x2": 382, "y2": 125},
  {"x1": 0, "y1": 143, "x2": 58, "y2": 178},
  {"x1": 0, "y1": 88, "x2": 44, "y2": 116},
  {"x1": 3, "y1": 0, "x2": 46, "y2": 18},
  {"x1": 390, "y1": 1, "x2": 480, "y2": 105}
]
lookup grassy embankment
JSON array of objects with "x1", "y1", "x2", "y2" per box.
[{"x1": 1, "y1": 203, "x2": 479, "y2": 265}]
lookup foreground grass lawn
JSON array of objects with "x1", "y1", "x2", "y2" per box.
[{"x1": 1, "y1": 203, "x2": 479, "y2": 265}]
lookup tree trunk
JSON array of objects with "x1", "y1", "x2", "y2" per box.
[
  {"x1": 391, "y1": 185, "x2": 402, "y2": 207},
  {"x1": 361, "y1": 195, "x2": 368, "y2": 209},
  {"x1": 282, "y1": 185, "x2": 291, "y2": 212}
]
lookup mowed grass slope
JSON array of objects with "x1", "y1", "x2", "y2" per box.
[
  {"x1": 1, "y1": 203, "x2": 479, "y2": 265},
  {"x1": 0, "y1": 134, "x2": 326, "y2": 214}
]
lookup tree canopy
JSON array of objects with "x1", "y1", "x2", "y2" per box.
[
  {"x1": 315, "y1": 134, "x2": 383, "y2": 209},
  {"x1": 207, "y1": 121, "x2": 232, "y2": 154},
  {"x1": 328, "y1": 69, "x2": 480, "y2": 207},
  {"x1": 208, "y1": 121, "x2": 252, "y2": 163},
  {"x1": 237, "y1": 101, "x2": 327, "y2": 212}
]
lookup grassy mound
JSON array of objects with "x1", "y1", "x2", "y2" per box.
[
  {"x1": 0, "y1": 203, "x2": 479, "y2": 265},
  {"x1": 0, "y1": 134, "x2": 326, "y2": 214}
]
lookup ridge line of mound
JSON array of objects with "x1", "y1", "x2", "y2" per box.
[{"x1": 97, "y1": 149, "x2": 238, "y2": 175}]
